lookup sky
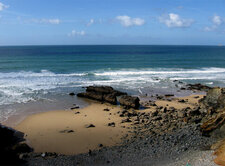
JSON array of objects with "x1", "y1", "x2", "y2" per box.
[{"x1": 0, "y1": 0, "x2": 225, "y2": 45}]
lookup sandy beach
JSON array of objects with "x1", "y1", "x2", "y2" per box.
[
  {"x1": 16, "y1": 103, "x2": 129, "y2": 155},
  {"x1": 15, "y1": 94, "x2": 205, "y2": 155}
]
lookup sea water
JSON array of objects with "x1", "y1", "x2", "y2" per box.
[{"x1": 0, "y1": 45, "x2": 225, "y2": 122}]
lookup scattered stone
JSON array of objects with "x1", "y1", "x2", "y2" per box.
[
  {"x1": 122, "y1": 118, "x2": 132, "y2": 123},
  {"x1": 71, "y1": 106, "x2": 79, "y2": 110},
  {"x1": 59, "y1": 130, "x2": 74, "y2": 133},
  {"x1": 103, "y1": 108, "x2": 110, "y2": 111},
  {"x1": 98, "y1": 144, "x2": 103, "y2": 147},
  {"x1": 85, "y1": 124, "x2": 95, "y2": 128},
  {"x1": 151, "y1": 110, "x2": 158, "y2": 117},
  {"x1": 69, "y1": 92, "x2": 75, "y2": 96},
  {"x1": 108, "y1": 122, "x2": 115, "y2": 127},
  {"x1": 178, "y1": 99, "x2": 185, "y2": 103},
  {"x1": 165, "y1": 94, "x2": 174, "y2": 97}
]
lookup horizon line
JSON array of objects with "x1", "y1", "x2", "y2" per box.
[{"x1": 0, "y1": 44, "x2": 224, "y2": 47}]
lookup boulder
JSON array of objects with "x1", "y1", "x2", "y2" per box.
[
  {"x1": 77, "y1": 86, "x2": 127, "y2": 105},
  {"x1": 0, "y1": 124, "x2": 33, "y2": 164},
  {"x1": 119, "y1": 95, "x2": 140, "y2": 109}
]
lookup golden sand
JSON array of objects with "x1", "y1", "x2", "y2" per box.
[
  {"x1": 15, "y1": 94, "x2": 204, "y2": 155},
  {"x1": 16, "y1": 103, "x2": 129, "y2": 155}
]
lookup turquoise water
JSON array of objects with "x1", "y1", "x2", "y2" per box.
[{"x1": 0, "y1": 45, "x2": 225, "y2": 121}]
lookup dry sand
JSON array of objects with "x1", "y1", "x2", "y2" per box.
[{"x1": 16, "y1": 103, "x2": 129, "y2": 155}]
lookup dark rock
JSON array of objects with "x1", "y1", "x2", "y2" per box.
[
  {"x1": 103, "y1": 108, "x2": 110, "y2": 112},
  {"x1": 122, "y1": 118, "x2": 132, "y2": 123},
  {"x1": 103, "y1": 93, "x2": 117, "y2": 105},
  {"x1": 165, "y1": 94, "x2": 174, "y2": 97},
  {"x1": 98, "y1": 144, "x2": 103, "y2": 147},
  {"x1": 151, "y1": 110, "x2": 158, "y2": 117},
  {"x1": 71, "y1": 106, "x2": 79, "y2": 110},
  {"x1": 187, "y1": 108, "x2": 201, "y2": 116},
  {"x1": 108, "y1": 122, "x2": 115, "y2": 127},
  {"x1": 178, "y1": 99, "x2": 185, "y2": 103},
  {"x1": 77, "y1": 86, "x2": 127, "y2": 105},
  {"x1": 85, "y1": 124, "x2": 95, "y2": 128},
  {"x1": 69, "y1": 92, "x2": 75, "y2": 96},
  {"x1": 86, "y1": 86, "x2": 127, "y2": 96},
  {"x1": 59, "y1": 130, "x2": 74, "y2": 133},
  {"x1": 187, "y1": 83, "x2": 212, "y2": 91},
  {"x1": 0, "y1": 124, "x2": 33, "y2": 165},
  {"x1": 119, "y1": 96, "x2": 140, "y2": 109},
  {"x1": 12, "y1": 142, "x2": 33, "y2": 154},
  {"x1": 157, "y1": 96, "x2": 163, "y2": 100}
]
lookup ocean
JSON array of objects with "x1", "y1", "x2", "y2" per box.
[{"x1": 0, "y1": 45, "x2": 225, "y2": 122}]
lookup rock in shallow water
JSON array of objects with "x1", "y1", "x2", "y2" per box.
[{"x1": 77, "y1": 86, "x2": 127, "y2": 105}]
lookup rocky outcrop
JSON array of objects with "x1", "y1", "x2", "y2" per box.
[
  {"x1": 187, "y1": 83, "x2": 212, "y2": 91},
  {"x1": 77, "y1": 86, "x2": 127, "y2": 105},
  {"x1": 201, "y1": 110, "x2": 225, "y2": 136},
  {"x1": 86, "y1": 86, "x2": 126, "y2": 96},
  {"x1": 199, "y1": 87, "x2": 225, "y2": 136},
  {"x1": 0, "y1": 124, "x2": 33, "y2": 165},
  {"x1": 200, "y1": 87, "x2": 225, "y2": 113},
  {"x1": 119, "y1": 96, "x2": 140, "y2": 109}
]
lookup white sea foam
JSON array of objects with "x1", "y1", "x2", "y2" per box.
[
  {"x1": 0, "y1": 67, "x2": 225, "y2": 106},
  {"x1": 94, "y1": 67, "x2": 225, "y2": 76}
]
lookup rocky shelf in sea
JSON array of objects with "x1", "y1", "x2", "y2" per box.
[{"x1": 77, "y1": 86, "x2": 140, "y2": 109}]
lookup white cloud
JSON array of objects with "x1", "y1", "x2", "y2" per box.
[
  {"x1": 204, "y1": 26, "x2": 217, "y2": 32},
  {"x1": 87, "y1": 19, "x2": 94, "y2": 26},
  {"x1": 204, "y1": 15, "x2": 224, "y2": 32},
  {"x1": 116, "y1": 15, "x2": 145, "y2": 27},
  {"x1": 212, "y1": 15, "x2": 222, "y2": 25},
  {"x1": 159, "y1": 13, "x2": 193, "y2": 28},
  {"x1": 0, "y1": 2, "x2": 9, "y2": 11},
  {"x1": 40, "y1": 19, "x2": 60, "y2": 24},
  {"x1": 68, "y1": 30, "x2": 86, "y2": 37},
  {"x1": 32, "y1": 18, "x2": 61, "y2": 24}
]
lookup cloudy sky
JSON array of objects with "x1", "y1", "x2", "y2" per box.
[{"x1": 0, "y1": 0, "x2": 225, "y2": 45}]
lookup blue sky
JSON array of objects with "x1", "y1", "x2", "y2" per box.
[{"x1": 0, "y1": 0, "x2": 225, "y2": 45}]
